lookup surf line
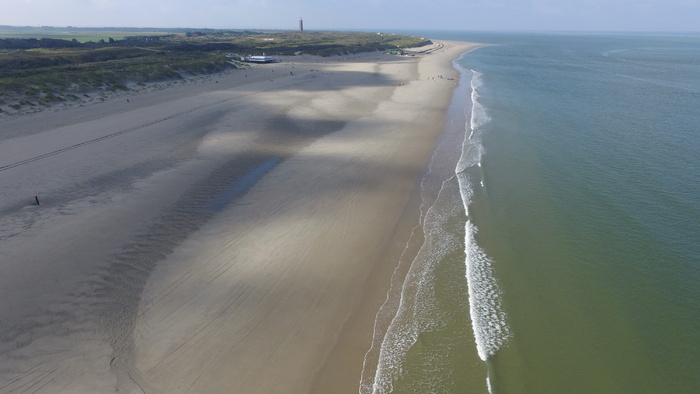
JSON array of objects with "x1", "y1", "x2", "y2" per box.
[{"x1": 455, "y1": 68, "x2": 510, "y2": 362}]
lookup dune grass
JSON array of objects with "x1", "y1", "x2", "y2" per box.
[{"x1": 0, "y1": 29, "x2": 430, "y2": 113}]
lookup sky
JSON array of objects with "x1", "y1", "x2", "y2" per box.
[{"x1": 1, "y1": 0, "x2": 699, "y2": 32}]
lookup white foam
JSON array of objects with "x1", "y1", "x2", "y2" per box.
[
  {"x1": 362, "y1": 68, "x2": 509, "y2": 394},
  {"x1": 463, "y1": 220, "x2": 510, "y2": 360},
  {"x1": 456, "y1": 71, "x2": 510, "y2": 361},
  {"x1": 456, "y1": 71, "x2": 489, "y2": 174},
  {"x1": 368, "y1": 178, "x2": 463, "y2": 393}
]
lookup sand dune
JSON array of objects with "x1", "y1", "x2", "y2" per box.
[{"x1": 0, "y1": 41, "x2": 476, "y2": 393}]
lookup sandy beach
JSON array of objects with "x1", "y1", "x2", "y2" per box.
[{"x1": 0, "y1": 40, "x2": 477, "y2": 393}]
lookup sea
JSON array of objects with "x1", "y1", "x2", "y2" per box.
[{"x1": 361, "y1": 31, "x2": 700, "y2": 393}]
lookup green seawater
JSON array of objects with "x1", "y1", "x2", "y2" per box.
[{"x1": 365, "y1": 32, "x2": 700, "y2": 394}]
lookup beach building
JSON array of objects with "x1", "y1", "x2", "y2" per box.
[{"x1": 241, "y1": 54, "x2": 279, "y2": 63}]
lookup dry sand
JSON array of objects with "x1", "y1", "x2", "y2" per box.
[{"x1": 0, "y1": 40, "x2": 477, "y2": 393}]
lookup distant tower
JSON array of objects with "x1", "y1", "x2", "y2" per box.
[{"x1": 299, "y1": 17, "x2": 304, "y2": 32}]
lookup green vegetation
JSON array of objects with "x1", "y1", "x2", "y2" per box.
[
  {"x1": 0, "y1": 26, "x2": 186, "y2": 42},
  {"x1": 0, "y1": 27, "x2": 431, "y2": 113},
  {"x1": 215, "y1": 31, "x2": 431, "y2": 57}
]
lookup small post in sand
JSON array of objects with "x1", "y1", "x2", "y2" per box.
[{"x1": 35, "y1": 195, "x2": 40, "y2": 205}]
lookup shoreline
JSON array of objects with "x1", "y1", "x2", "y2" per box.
[
  {"x1": 309, "y1": 41, "x2": 477, "y2": 393},
  {"x1": 0, "y1": 40, "x2": 478, "y2": 392}
]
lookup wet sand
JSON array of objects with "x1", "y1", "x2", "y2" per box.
[{"x1": 0, "y1": 41, "x2": 477, "y2": 392}]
